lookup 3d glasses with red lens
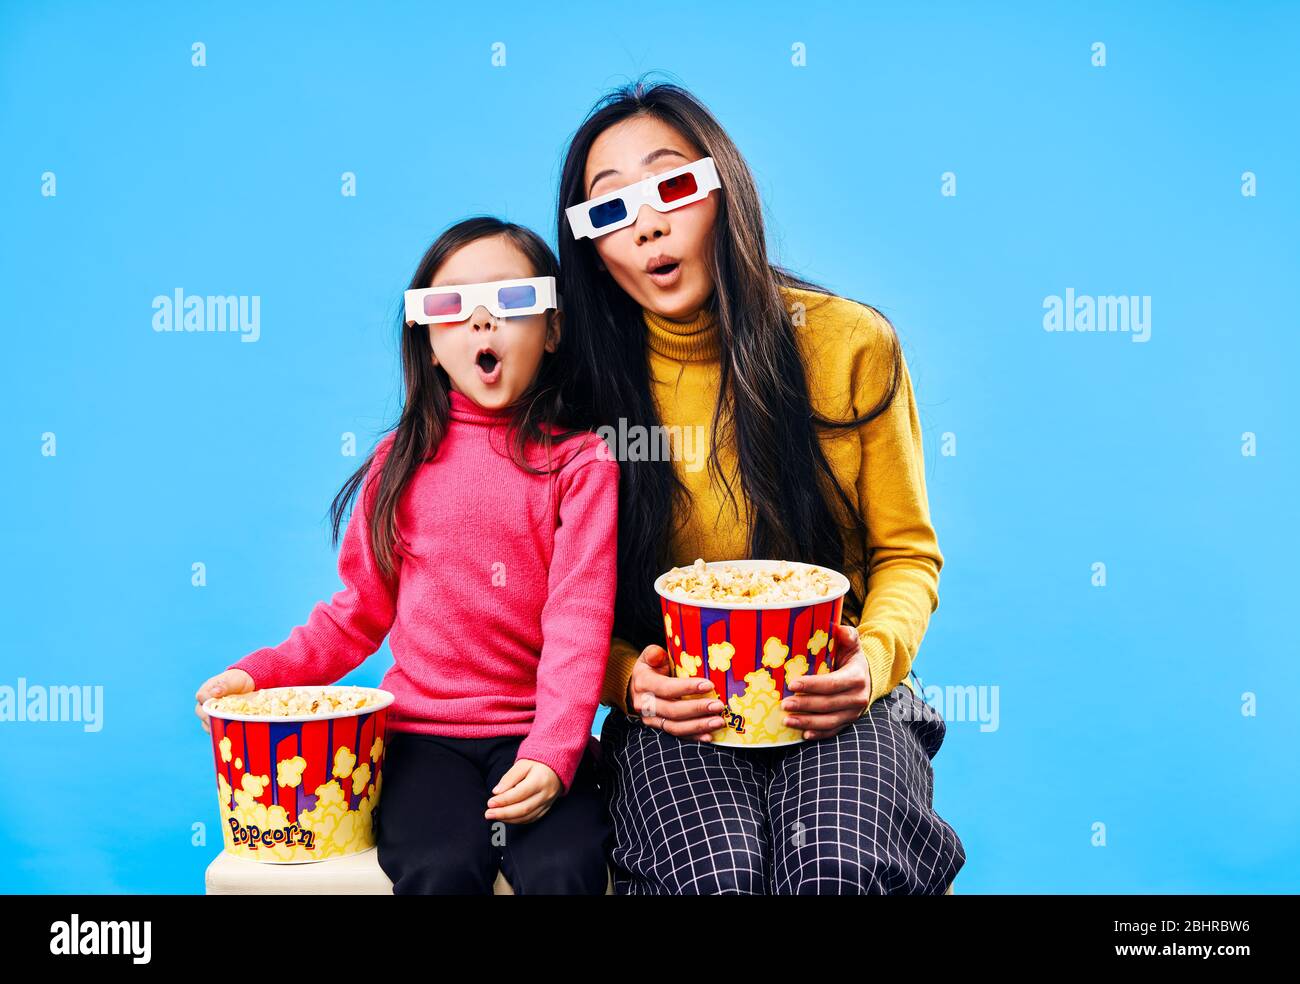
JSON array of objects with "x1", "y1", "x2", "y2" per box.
[
  {"x1": 565, "y1": 157, "x2": 721, "y2": 240},
  {"x1": 403, "y1": 276, "x2": 559, "y2": 326}
]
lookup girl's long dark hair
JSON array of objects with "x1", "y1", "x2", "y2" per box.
[
  {"x1": 329, "y1": 216, "x2": 584, "y2": 578},
  {"x1": 557, "y1": 79, "x2": 905, "y2": 653}
]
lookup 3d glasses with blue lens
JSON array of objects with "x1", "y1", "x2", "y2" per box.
[
  {"x1": 565, "y1": 157, "x2": 722, "y2": 240},
  {"x1": 403, "y1": 276, "x2": 559, "y2": 326}
]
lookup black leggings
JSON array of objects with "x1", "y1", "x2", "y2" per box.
[{"x1": 374, "y1": 731, "x2": 612, "y2": 895}]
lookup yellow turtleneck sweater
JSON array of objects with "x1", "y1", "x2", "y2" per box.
[{"x1": 599, "y1": 284, "x2": 943, "y2": 715}]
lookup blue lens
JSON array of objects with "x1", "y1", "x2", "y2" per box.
[
  {"x1": 497, "y1": 285, "x2": 537, "y2": 310},
  {"x1": 588, "y1": 197, "x2": 627, "y2": 229}
]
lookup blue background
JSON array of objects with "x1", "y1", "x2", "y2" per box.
[{"x1": 2, "y1": 1, "x2": 1296, "y2": 893}]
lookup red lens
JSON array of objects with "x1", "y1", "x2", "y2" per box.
[
  {"x1": 658, "y1": 171, "x2": 699, "y2": 203},
  {"x1": 423, "y1": 292, "x2": 462, "y2": 318}
]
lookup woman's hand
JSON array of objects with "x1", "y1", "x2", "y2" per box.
[
  {"x1": 782, "y1": 624, "x2": 874, "y2": 741},
  {"x1": 486, "y1": 759, "x2": 561, "y2": 824},
  {"x1": 627, "y1": 644, "x2": 727, "y2": 741},
  {"x1": 194, "y1": 669, "x2": 255, "y2": 733}
]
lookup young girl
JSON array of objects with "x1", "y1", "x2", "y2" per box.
[{"x1": 194, "y1": 216, "x2": 619, "y2": 895}]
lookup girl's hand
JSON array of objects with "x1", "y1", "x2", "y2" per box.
[
  {"x1": 782, "y1": 624, "x2": 873, "y2": 741},
  {"x1": 194, "y1": 669, "x2": 255, "y2": 733},
  {"x1": 627, "y1": 644, "x2": 727, "y2": 742},
  {"x1": 486, "y1": 759, "x2": 561, "y2": 825}
]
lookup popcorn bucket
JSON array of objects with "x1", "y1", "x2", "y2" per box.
[
  {"x1": 203, "y1": 686, "x2": 395, "y2": 863},
  {"x1": 654, "y1": 560, "x2": 850, "y2": 748}
]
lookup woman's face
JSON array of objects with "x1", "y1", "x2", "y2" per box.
[
  {"x1": 425, "y1": 234, "x2": 560, "y2": 410},
  {"x1": 582, "y1": 115, "x2": 718, "y2": 321}
]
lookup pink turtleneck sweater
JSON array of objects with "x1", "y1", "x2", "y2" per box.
[{"x1": 228, "y1": 389, "x2": 620, "y2": 793}]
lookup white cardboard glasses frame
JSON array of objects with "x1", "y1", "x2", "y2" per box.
[
  {"x1": 566, "y1": 157, "x2": 721, "y2": 240},
  {"x1": 403, "y1": 276, "x2": 559, "y2": 326}
]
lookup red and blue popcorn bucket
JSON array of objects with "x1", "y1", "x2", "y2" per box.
[
  {"x1": 202, "y1": 687, "x2": 395, "y2": 863},
  {"x1": 654, "y1": 560, "x2": 850, "y2": 748}
]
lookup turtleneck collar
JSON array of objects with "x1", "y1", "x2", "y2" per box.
[
  {"x1": 449, "y1": 387, "x2": 514, "y2": 424},
  {"x1": 643, "y1": 303, "x2": 720, "y2": 363}
]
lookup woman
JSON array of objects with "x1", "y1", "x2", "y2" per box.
[{"x1": 557, "y1": 80, "x2": 966, "y2": 894}]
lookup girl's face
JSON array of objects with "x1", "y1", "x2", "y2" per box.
[
  {"x1": 426, "y1": 234, "x2": 560, "y2": 410},
  {"x1": 583, "y1": 115, "x2": 718, "y2": 321}
]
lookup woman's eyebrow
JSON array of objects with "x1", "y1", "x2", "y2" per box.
[{"x1": 587, "y1": 147, "x2": 690, "y2": 197}]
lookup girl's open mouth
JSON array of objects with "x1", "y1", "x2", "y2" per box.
[{"x1": 475, "y1": 348, "x2": 502, "y2": 385}]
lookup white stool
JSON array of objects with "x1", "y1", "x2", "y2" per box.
[
  {"x1": 204, "y1": 847, "x2": 613, "y2": 895},
  {"x1": 205, "y1": 849, "x2": 946, "y2": 895}
]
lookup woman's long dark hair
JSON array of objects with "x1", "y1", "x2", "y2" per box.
[
  {"x1": 557, "y1": 79, "x2": 905, "y2": 653},
  {"x1": 329, "y1": 215, "x2": 585, "y2": 578}
]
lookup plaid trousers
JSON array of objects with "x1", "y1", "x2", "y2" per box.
[{"x1": 596, "y1": 683, "x2": 965, "y2": 894}]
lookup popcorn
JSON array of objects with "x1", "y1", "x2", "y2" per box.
[
  {"x1": 351, "y1": 762, "x2": 371, "y2": 792},
  {"x1": 707, "y1": 641, "x2": 735, "y2": 673},
  {"x1": 206, "y1": 687, "x2": 393, "y2": 862},
  {"x1": 659, "y1": 558, "x2": 839, "y2": 604},
  {"x1": 216, "y1": 766, "x2": 381, "y2": 861},
  {"x1": 675, "y1": 650, "x2": 703, "y2": 678},
  {"x1": 762, "y1": 636, "x2": 789, "y2": 668},
  {"x1": 210, "y1": 686, "x2": 377, "y2": 717},
  {"x1": 214, "y1": 750, "x2": 383, "y2": 861},
  {"x1": 332, "y1": 746, "x2": 356, "y2": 780},
  {"x1": 725, "y1": 670, "x2": 803, "y2": 746},
  {"x1": 240, "y1": 773, "x2": 270, "y2": 798},
  {"x1": 656, "y1": 560, "x2": 848, "y2": 748},
  {"x1": 277, "y1": 756, "x2": 307, "y2": 789}
]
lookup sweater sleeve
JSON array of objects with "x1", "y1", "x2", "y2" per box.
[
  {"x1": 516, "y1": 446, "x2": 620, "y2": 794},
  {"x1": 599, "y1": 636, "x2": 642, "y2": 713},
  {"x1": 851, "y1": 316, "x2": 944, "y2": 705},
  {"x1": 228, "y1": 438, "x2": 399, "y2": 690}
]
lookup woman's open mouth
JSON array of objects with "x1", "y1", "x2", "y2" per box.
[
  {"x1": 475, "y1": 348, "x2": 502, "y2": 385},
  {"x1": 646, "y1": 258, "x2": 682, "y2": 289}
]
